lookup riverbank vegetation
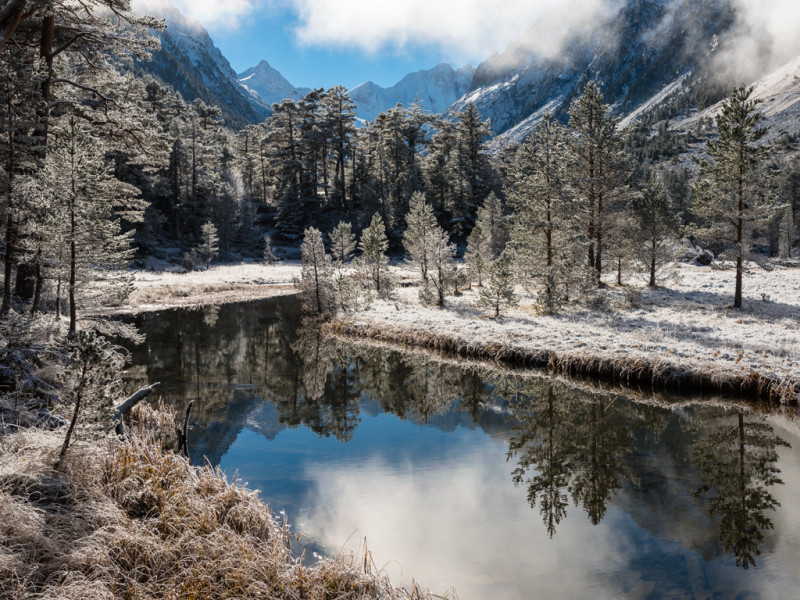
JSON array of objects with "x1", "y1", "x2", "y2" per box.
[{"x1": 0, "y1": 403, "x2": 432, "y2": 599}]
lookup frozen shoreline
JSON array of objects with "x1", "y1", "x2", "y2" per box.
[
  {"x1": 123, "y1": 260, "x2": 800, "y2": 403},
  {"x1": 336, "y1": 262, "x2": 800, "y2": 404}
]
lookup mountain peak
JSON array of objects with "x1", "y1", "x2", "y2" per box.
[
  {"x1": 349, "y1": 63, "x2": 474, "y2": 122},
  {"x1": 238, "y1": 61, "x2": 310, "y2": 108}
]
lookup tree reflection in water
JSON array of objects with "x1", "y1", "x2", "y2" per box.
[
  {"x1": 507, "y1": 380, "x2": 788, "y2": 568},
  {"x1": 688, "y1": 408, "x2": 790, "y2": 569},
  {"x1": 127, "y1": 299, "x2": 789, "y2": 569}
]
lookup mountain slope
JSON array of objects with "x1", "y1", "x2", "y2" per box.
[
  {"x1": 349, "y1": 63, "x2": 474, "y2": 122},
  {"x1": 134, "y1": 3, "x2": 270, "y2": 129},
  {"x1": 452, "y1": 0, "x2": 736, "y2": 141},
  {"x1": 238, "y1": 61, "x2": 311, "y2": 108}
]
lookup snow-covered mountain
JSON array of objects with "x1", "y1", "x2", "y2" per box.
[
  {"x1": 237, "y1": 60, "x2": 311, "y2": 108},
  {"x1": 451, "y1": 0, "x2": 737, "y2": 141},
  {"x1": 133, "y1": 2, "x2": 270, "y2": 129},
  {"x1": 349, "y1": 63, "x2": 474, "y2": 122}
]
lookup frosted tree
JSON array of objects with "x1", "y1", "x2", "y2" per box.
[
  {"x1": 508, "y1": 113, "x2": 581, "y2": 311},
  {"x1": 198, "y1": 221, "x2": 219, "y2": 268},
  {"x1": 263, "y1": 234, "x2": 278, "y2": 264},
  {"x1": 568, "y1": 82, "x2": 629, "y2": 281},
  {"x1": 478, "y1": 251, "x2": 518, "y2": 317},
  {"x1": 692, "y1": 85, "x2": 772, "y2": 308},
  {"x1": 59, "y1": 331, "x2": 126, "y2": 459},
  {"x1": 358, "y1": 213, "x2": 391, "y2": 296},
  {"x1": 474, "y1": 192, "x2": 507, "y2": 258},
  {"x1": 403, "y1": 192, "x2": 439, "y2": 285},
  {"x1": 329, "y1": 220, "x2": 357, "y2": 265},
  {"x1": 38, "y1": 118, "x2": 137, "y2": 334},
  {"x1": 300, "y1": 226, "x2": 335, "y2": 315},
  {"x1": 630, "y1": 174, "x2": 680, "y2": 286},
  {"x1": 428, "y1": 226, "x2": 457, "y2": 307},
  {"x1": 464, "y1": 222, "x2": 490, "y2": 287}
]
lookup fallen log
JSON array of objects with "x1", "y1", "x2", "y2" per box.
[{"x1": 112, "y1": 383, "x2": 160, "y2": 436}]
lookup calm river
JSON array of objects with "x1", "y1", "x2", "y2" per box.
[{"x1": 126, "y1": 297, "x2": 800, "y2": 600}]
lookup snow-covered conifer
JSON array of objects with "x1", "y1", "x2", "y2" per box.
[
  {"x1": 403, "y1": 192, "x2": 439, "y2": 284},
  {"x1": 692, "y1": 85, "x2": 772, "y2": 308},
  {"x1": 329, "y1": 220, "x2": 357, "y2": 265},
  {"x1": 358, "y1": 213, "x2": 392, "y2": 296},
  {"x1": 478, "y1": 251, "x2": 518, "y2": 317},
  {"x1": 198, "y1": 221, "x2": 220, "y2": 268},
  {"x1": 300, "y1": 227, "x2": 335, "y2": 315}
]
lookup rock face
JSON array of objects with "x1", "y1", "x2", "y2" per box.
[
  {"x1": 134, "y1": 3, "x2": 270, "y2": 129},
  {"x1": 450, "y1": 0, "x2": 736, "y2": 140},
  {"x1": 237, "y1": 60, "x2": 311, "y2": 109},
  {"x1": 349, "y1": 63, "x2": 474, "y2": 122}
]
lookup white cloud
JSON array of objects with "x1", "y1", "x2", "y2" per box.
[
  {"x1": 133, "y1": 0, "x2": 270, "y2": 30},
  {"x1": 287, "y1": 0, "x2": 612, "y2": 63}
]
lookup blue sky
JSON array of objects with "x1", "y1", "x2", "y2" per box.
[{"x1": 139, "y1": 0, "x2": 609, "y2": 90}]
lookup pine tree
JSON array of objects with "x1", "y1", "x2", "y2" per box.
[
  {"x1": 300, "y1": 226, "x2": 335, "y2": 315},
  {"x1": 198, "y1": 221, "x2": 219, "y2": 268},
  {"x1": 568, "y1": 82, "x2": 629, "y2": 281},
  {"x1": 40, "y1": 118, "x2": 137, "y2": 334},
  {"x1": 630, "y1": 173, "x2": 680, "y2": 286},
  {"x1": 464, "y1": 221, "x2": 490, "y2": 287},
  {"x1": 263, "y1": 234, "x2": 278, "y2": 264},
  {"x1": 59, "y1": 331, "x2": 126, "y2": 459},
  {"x1": 358, "y1": 213, "x2": 391, "y2": 296},
  {"x1": 478, "y1": 251, "x2": 518, "y2": 317},
  {"x1": 428, "y1": 226, "x2": 457, "y2": 307},
  {"x1": 329, "y1": 220, "x2": 356, "y2": 265},
  {"x1": 508, "y1": 113, "x2": 581, "y2": 311},
  {"x1": 473, "y1": 192, "x2": 506, "y2": 259},
  {"x1": 692, "y1": 85, "x2": 772, "y2": 308},
  {"x1": 403, "y1": 191, "x2": 439, "y2": 284}
]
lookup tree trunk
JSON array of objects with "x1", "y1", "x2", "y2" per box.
[{"x1": 734, "y1": 149, "x2": 744, "y2": 309}]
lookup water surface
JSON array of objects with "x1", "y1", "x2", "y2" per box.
[{"x1": 127, "y1": 298, "x2": 800, "y2": 599}]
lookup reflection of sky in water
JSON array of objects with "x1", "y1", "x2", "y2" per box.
[
  {"x1": 214, "y1": 402, "x2": 800, "y2": 600},
  {"x1": 130, "y1": 299, "x2": 800, "y2": 599}
]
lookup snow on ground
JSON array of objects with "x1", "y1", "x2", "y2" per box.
[
  {"x1": 124, "y1": 261, "x2": 301, "y2": 313},
  {"x1": 346, "y1": 262, "x2": 800, "y2": 398},
  {"x1": 121, "y1": 259, "x2": 800, "y2": 400}
]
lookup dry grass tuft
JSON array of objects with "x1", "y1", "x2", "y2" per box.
[{"x1": 0, "y1": 413, "x2": 431, "y2": 599}]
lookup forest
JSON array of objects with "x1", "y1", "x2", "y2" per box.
[{"x1": 2, "y1": 1, "x2": 800, "y2": 331}]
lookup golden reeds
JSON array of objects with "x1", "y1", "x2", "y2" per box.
[
  {"x1": 327, "y1": 319, "x2": 797, "y2": 406},
  {"x1": 0, "y1": 407, "x2": 433, "y2": 599}
]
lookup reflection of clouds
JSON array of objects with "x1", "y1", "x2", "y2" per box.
[
  {"x1": 298, "y1": 440, "x2": 800, "y2": 600},
  {"x1": 298, "y1": 446, "x2": 622, "y2": 599}
]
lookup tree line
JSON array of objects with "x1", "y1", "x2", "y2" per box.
[{"x1": 2, "y1": 1, "x2": 799, "y2": 330}]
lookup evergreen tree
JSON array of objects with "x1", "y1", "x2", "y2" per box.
[
  {"x1": 403, "y1": 191, "x2": 439, "y2": 285},
  {"x1": 358, "y1": 212, "x2": 391, "y2": 296},
  {"x1": 198, "y1": 221, "x2": 219, "y2": 268},
  {"x1": 464, "y1": 221, "x2": 490, "y2": 287},
  {"x1": 692, "y1": 85, "x2": 772, "y2": 308},
  {"x1": 478, "y1": 251, "x2": 517, "y2": 317},
  {"x1": 630, "y1": 173, "x2": 680, "y2": 286},
  {"x1": 40, "y1": 118, "x2": 137, "y2": 334},
  {"x1": 428, "y1": 226, "x2": 457, "y2": 307},
  {"x1": 568, "y1": 82, "x2": 629, "y2": 281},
  {"x1": 300, "y1": 226, "x2": 335, "y2": 315},
  {"x1": 329, "y1": 220, "x2": 356, "y2": 265},
  {"x1": 0, "y1": 44, "x2": 45, "y2": 314},
  {"x1": 473, "y1": 192, "x2": 506, "y2": 259},
  {"x1": 262, "y1": 234, "x2": 278, "y2": 264},
  {"x1": 508, "y1": 114, "x2": 581, "y2": 311}
]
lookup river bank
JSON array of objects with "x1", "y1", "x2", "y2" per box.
[
  {"x1": 332, "y1": 262, "x2": 800, "y2": 405},
  {"x1": 0, "y1": 405, "x2": 432, "y2": 599},
  {"x1": 120, "y1": 260, "x2": 800, "y2": 405},
  {"x1": 121, "y1": 261, "x2": 302, "y2": 313}
]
